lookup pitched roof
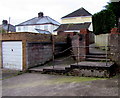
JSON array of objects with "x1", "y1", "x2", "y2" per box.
[
  {"x1": 0, "y1": 24, "x2": 16, "y2": 32},
  {"x1": 55, "y1": 22, "x2": 91, "y2": 31},
  {"x1": 35, "y1": 29, "x2": 50, "y2": 34},
  {"x1": 16, "y1": 16, "x2": 60, "y2": 26},
  {"x1": 62, "y1": 7, "x2": 92, "y2": 19}
]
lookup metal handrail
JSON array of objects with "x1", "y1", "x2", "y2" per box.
[{"x1": 52, "y1": 45, "x2": 113, "y2": 68}]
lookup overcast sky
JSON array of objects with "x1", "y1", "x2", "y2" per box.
[{"x1": 0, "y1": 0, "x2": 110, "y2": 25}]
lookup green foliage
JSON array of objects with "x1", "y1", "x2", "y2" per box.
[
  {"x1": 93, "y1": 2, "x2": 120, "y2": 35},
  {"x1": 0, "y1": 28, "x2": 7, "y2": 33},
  {"x1": 106, "y1": 2, "x2": 120, "y2": 26}
]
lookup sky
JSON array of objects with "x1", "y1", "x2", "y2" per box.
[{"x1": 0, "y1": 0, "x2": 110, "y2": 25}]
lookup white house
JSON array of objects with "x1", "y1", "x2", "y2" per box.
[
  {"x1": 55, "y1": 7, "x2": 93, "y2": 33},
  {"x1": 16, "y1": 12, "x2": 60, "y2": 35}
]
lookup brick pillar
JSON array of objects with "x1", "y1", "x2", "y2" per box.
[
  {"x1": 0, "y1": 40, "x2": 2, "y2": 68},
  {"x1": 0, "y1": 34, "x2": 2, "y2": 68},
  {"x1": 80, "y1": 29, "x2": 89, "y2": 55},
  {"x1": 71, "y1": 29, "x2": 89, "y2": 61},
  {"x1": 109, "y1": 28, "x2": 120, "y2": 71}
]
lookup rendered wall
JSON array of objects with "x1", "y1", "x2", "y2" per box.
[
  {"x1": 95, "y1": 34, "x2": 109, "y2": 50},
  {"x1": 62, "y1": 16, "x2": 92, "y2": 24}
]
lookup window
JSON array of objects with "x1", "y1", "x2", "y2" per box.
[
  {"x1": 18, "y1": 27, "x2": 21, "y2": 31},
  {"x1": 23, "y1": 26, "x2": 28, "y2": 31},
  {"x1": 44, "y1": 25, "x2": 48, "y2": 31},
  {"x1": 35, "y1": 25, "x2": 41, "y2": 29}
]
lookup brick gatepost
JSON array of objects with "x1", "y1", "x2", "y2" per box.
[
  {"x1": 71, "y1": 29, "x2": 89, "y2": 61},
  {"x1": 109, "y1": 28, "x2": 120, "y2": 72}
]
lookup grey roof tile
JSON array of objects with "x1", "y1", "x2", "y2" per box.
[
  {"x1": 35, "y1": 29, "x2": 51, "y2": 34},
  {"x1": 55, "y1": 22, "x2": 91, "y2": 31},
  {"x1": 16, "y1": 16, "x2": 60, "y2": 26},
  {"x1": 1, "y1": 24, "x2": 16, "y2": 32},
  {"x1": 62, "y1": 7, "x2": 92, "y2": 19}
]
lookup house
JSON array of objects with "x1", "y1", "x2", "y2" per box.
[
  {"x1": 55, "y1": 7, "x2": 93, "y2": 35},
  {"x1": 0, "y1": 20, "x2": 16, "y2": 33},
  {"x1": 16, "y1": 12, "x2": 60, "y2": 35}
]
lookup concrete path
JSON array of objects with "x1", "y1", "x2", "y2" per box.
[
  {"x1": 2, "y1": 73, "x2": 119, "y2": 96},
  {"x1": 89, "y1": 44, "x2": 106, "y2": 54}
]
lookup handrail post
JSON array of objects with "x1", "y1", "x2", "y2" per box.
[
  {"x1": 77, "y1": 46, "x2": 79, "y2": 66},
  {"x1": 106, "y1": 36, "x2": 108, "y2": 66},
  {"x1": 51, "y1": 34, "x2": 55, "y2": 69}
]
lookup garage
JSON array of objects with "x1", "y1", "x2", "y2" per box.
[{"x1": 2, "y1": 41, "x2": 23, "y2": 70}]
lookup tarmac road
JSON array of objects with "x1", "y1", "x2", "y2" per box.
[{"x1": 2, "y1": 72, "x2": 119, "y2": 96}]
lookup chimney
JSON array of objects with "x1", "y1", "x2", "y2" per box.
[
  {"x1": 2, "y1": 20, "x2": 8, "y2": 25},
  {"x1": 38, "y1": 12, "x2": 44, "y2": 18}
]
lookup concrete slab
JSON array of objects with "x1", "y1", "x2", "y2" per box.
[{"x1": 72, "y1": 61, "x2": 114, "y2": 68}]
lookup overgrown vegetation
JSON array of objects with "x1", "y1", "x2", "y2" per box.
[
  {"x1": 0, "y1": 28, "x2": 6, "y2": 33},
  {"x1": 93, "y1": 2, "x2": 120, "y2": 35}
]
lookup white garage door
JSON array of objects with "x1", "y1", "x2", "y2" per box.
[{"x1": 2, "y1": 41, "x2": 23, "y2": 70}]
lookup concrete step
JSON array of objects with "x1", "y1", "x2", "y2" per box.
[
  {"x1": 85, "y1": 58, "x2": 111, "y2": 62},
  {"x1": 28, "y1": 61, "x2": 116, "y2": 78},
  {"x1": 69, "y1": 61, "x2": 115, "y2": 77},
  {"x1": 89, "y1": 53, "x2": 106, "y2": 55},
  {"x1": 86, "y1": 55, "x2": 107, "y2": 58}
]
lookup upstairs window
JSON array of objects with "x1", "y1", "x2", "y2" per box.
[
  {"x1": 35, "y1": 25, "x2": 41, "y2": 29},
  {"x1": 44, "y1": 25, "x2": 48, "y2": 31}
]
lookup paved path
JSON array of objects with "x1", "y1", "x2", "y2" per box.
[
  {"x1": 89, "y1": 44, "x2": 106, "y2": 54},
  {"x1": 2, "y1": 73, "x2": 119, "y2": 96}
]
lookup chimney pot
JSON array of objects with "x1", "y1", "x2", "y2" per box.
[
  {"x1": 38, "y1": 12, "x2": 44, "y2": 18},
  {"x1": 2, "y1": 20, "x2": 8, "y2": 25}
]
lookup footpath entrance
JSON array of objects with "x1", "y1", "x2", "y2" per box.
[{"x1": 29, "y1": 28, "x2": 119, "y2": 78}]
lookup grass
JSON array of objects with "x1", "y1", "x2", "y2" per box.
[
  {"x1": 4, "y1": 76, "x2": 107, "y2": 89},
  {"x1": 51, "y1": 76, "x2": 106, "y2": 84}
]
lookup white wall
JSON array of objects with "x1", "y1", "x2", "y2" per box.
[
  {"x1": 95, "y1": 34, "x2": 109, "y2": 50},
  {"x1": 16, "y1": 24, "x2": 59, "y2": 35},
  {"x1": 88, "y1": 23, "x2": 93, "y2": 31}
]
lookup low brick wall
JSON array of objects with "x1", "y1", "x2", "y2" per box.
[
  {"x1": 26, "y1": 42, "x2": 53, "y2": 68},
  {"x1": 26, "y1": 42, "x2": 67, "y2": 69},
  {"x1": 109, "y1": 28, "x2": 120, "y2": 73}
]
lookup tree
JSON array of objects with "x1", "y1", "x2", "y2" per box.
[
  {"x1": 105, "y1": 2, "x2": 120, "y2": 27},
  {"x1": 93, "y1": 10, "x2": 116, "y2": 35}
]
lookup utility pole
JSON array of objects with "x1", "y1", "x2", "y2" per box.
[{"x1": 7, "y1": 17, "x2": 10, "y2": 33}]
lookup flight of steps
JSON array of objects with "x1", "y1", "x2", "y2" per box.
[
  {"x1": 86, "y1": 53, "x2": 111, "y2": 62},
  {"x1": 29, "y1": 51, "x2": 116, "y2": 78}
]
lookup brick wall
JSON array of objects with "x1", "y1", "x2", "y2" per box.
[
  {"x1": 109, "y1": 28, "x2": 120, "y2": 68},
  {"x1": 109, "y1": 28, "x2": 120, "y2": 73},
  {"x1": 0, "y1": 32, "x2": 66, "y2": 43},
  {"x1": 58, "y1": 32, "x2": 74, "y2": 37},
  {"x1": 71, "y1": 29, "x2": 89, "y2": 61},
  {"x1": 0, "y1": 32, "x2": 67, "y2": 70},
  {"x1": 26, "y1": 43, "x2": 52, "y2": 68},
  {"x1": 26, "y1": 42, "x2": 67, "y2": 68},
  {"x1": 58, "y1": 31, "x2": 94, "y2": 44}
]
